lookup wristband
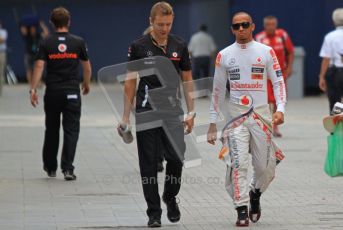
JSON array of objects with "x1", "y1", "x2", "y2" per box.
[{"x1": 29, "y1": 89, "x2": 37, "y2": 94}]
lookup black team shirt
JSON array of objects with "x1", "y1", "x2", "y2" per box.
[
  {"x1": 128, "y1": 34, "x2": 191, "y2": 112},
  {"x1": 36, "y1": 32, "x2": 89, "y2": 91}
]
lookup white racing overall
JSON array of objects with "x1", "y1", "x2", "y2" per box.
[{"x1": 210, "y1": 41, "x2": 286, "y2": 208}]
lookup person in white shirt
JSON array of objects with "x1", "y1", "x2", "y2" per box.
[
  {"x1": 207, "y1": 12, "x2": 286, "y2": 227},
  {"x1": 188, "y1": 24, "x2": 216, "y2": 79},
  {"x1": 319, "y1": 8, "x2": 343, "y2": 113},
  {"x1": 0, "y1": 20, "x2": 8, "y2": 96}
]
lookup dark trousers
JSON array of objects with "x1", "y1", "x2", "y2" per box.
[
  {"x1": 326, "y1": 67, "x2": 343, "y2": 113},
  {"x1": 42, "y1": 90, "x2": 81, "y2": 172},
  {"x1": 192, "y1": 56, "x2": 211, "y2": 80},
  {"x1": 136, "y1": 124, "x2": 185, "y2": 218}
]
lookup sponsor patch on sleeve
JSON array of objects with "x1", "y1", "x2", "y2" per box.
[
  {"x1": 273, "y1": 63, "x2": 281, "y2": 70},
  {"x1": 276, "y1": 70, "x2": 283, "y2": 78},
  {"x1": 215, "y1": 53, "x2": 222, "y2": 67}
]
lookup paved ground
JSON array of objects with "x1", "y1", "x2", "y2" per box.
[{"x1": 1, "y1": 84, "x2": 343, "y2": 230}]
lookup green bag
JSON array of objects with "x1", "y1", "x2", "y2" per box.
[{"x1": 324, "y1": 122, "x2": 343, "y2": 177}]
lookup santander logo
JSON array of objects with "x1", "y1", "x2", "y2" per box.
[{"x1": 230, "y1": 82, "x2": 263, "y2": 90}]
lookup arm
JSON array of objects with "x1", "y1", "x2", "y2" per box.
[
  {"x1": 285, "y1": 51, "x2": 294, "y2": 77},
  {"x1": 0, "y1": 30, "x2": 7, "y2": 44},
  {"x1": 78, "y1": 39, "x2": 91, "y2": 94},
  {"x1": 181, "y1": 70, "x2": 194, "y2": 113},
  {"x1": 188, "y1": 37, "x2": 194, "y2": 58},
  {"x1": 122, "y1": 43, "x2": 138, "y2": 124},
  {"x1": 122, "y1": 43, "x2": 139, "y2": 124},
  {"x1": 284, "y1": 31, "x2": 295, "y2": 77},
  {"x1": 207, "y1": 52, "x2": 227, "y2": 145},
  {"x1": 181, "y1": 70, "x2": 195, "y2": 134},
  {"x1": 122, "y1": 72, "x2": 137, "y2": 124},
  {"x1": 81, "y1": 60, "x2": 92, "y2": 95},
  {"x1": 39, "y1": 20, "x2": 49, "y2": 38},
  {"x1": 268, "y1": 49, "x2": 286, "y2": 125},
  {"x1": 319, "y1": 57, "x2": 330, "y2": 92},
  {"x1": 30, "y1": 60, "x2": 45, "y2": 107},
  {"x1": 318, "y1": 35, "x2": 332, "y2": 92},
  {"x1": 20, "y1": 25, "x2": 28, "y2": 36}
]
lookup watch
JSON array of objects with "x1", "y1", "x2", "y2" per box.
[{"x1": 187, "y1": 111, "x2": 196, "y2": 118}]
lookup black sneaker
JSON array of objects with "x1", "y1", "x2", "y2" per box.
[
  {"x1": 236, "y1": 206, "x2": 249, "y2": 227},
  {"x1": 63, "y1": 170, "x2": 77, "y2": 181},
  {"x1": 147, "y1": 216, "x2": 161, "y2": 228},
  {"x1": 43, "y1": 167, "x2": 56, "y2": 178},
  {"x1": 157, "y1": 162, "x2": 164, "y2": 172},
  {"x1": 162, "y1": 196, "x2": 181, "y2": 223},
  {"x1": 249, "y1": 189, "x2": 261, "y2": 223}
]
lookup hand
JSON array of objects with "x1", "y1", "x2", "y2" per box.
[
  {"x1": 184, "y1": 115, "x2": 194, "y2": 134},
  {"x1": 334, "y1": 113, "x2": 343, "y2": 124},
  {"x1": 82, "y1": 82, "x2": 90, "y2": 95},
  {"x1": 30, "y1": 91, "x2": 38, "y2": 107},
  {"x1": 207, "y1": 123, "x2": 217, "y2": 145},
  {"x1": 272, "y1": 111, "x2": 284, "y2": 126},
  {"x1": 336, "y1": 114, "x2": 343, "y2": 122},
  {"x1": 20, "y1": 26, "x2": 28, "y2": 36},
  {"x1": 319, "y1": 77, "x2": 326, "y2": 92},
  {"x1": 285, "y1": 67, "x2": 292, "y2": 77},
  {"x1": 39, "y1": 20, "x2": 47, "y2": 27}
]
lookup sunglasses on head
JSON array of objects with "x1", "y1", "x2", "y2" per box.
[{"x1": 232, "y1": 22, "x2": 251, "y2": 30}]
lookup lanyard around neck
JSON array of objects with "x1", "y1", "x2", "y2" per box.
[{"x1": 150, "y1": 35, "x2": 168, "y2": 54}]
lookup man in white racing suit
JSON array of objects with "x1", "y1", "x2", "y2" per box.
[{"x1": 207, "y1": 12, "x2": 286, "y2": 227}]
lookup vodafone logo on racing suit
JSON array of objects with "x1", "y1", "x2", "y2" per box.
[
  {"x1": 58, "y1": 44, "x2": 67, "y2": 52},
  {"x1": 239, "y1": 95, "x2": 252, "y2": 106}
]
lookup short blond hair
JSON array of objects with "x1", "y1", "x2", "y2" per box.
[
  {"x1": 333, "y1": 8, "x2": 343, "y2": 26},
  {"x1": 150, "y1": 1, "x2": 174, "y2": 21}
]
